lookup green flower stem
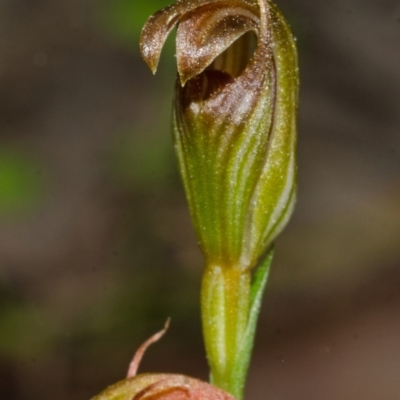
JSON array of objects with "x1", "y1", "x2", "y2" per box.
[
  {"x1": 201, "y1": 264, "x2": 250, "y2": 395},
  {"x1": 201, "y1": 250, "x2": 274, "y2": 399}
]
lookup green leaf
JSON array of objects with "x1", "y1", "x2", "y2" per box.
[{"x1": 230, "y1": 248, "x2": 274, "y2": 399}]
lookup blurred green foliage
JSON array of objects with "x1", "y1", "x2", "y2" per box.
[
  {"x1": 0, "y1": 149, "x2": 43, "y2": 218},
  {"x1": 109, "y1": 126, "x2": 174, "y2": 190},
  {"x1": 100, "y1": 0, "x2": 172, "y2": 48},
  {"x1": 0, "y1": 300, "x2": 56, "y2": 358}
]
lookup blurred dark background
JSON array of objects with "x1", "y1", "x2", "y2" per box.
[{"x1": 0, "y1": 0, "x2": 399, "y2": 399}]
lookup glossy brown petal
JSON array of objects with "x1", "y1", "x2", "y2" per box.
[
  {"x1": 140, "y1": 0, "x2": 230, "y2": 74},
  {"x1": 140, "y1": 4, "x2": 182, "y2": 73},
  {"x1": 176, "y1": 1, "x2": 259, "y2": 85}
]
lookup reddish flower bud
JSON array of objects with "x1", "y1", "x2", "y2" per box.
[
  {"x1": 92, "y1": 321, "x2": 236, "y2": 400},
  {"x1": 93, "y1": 373, "x2": 236, "y2": 400}
]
